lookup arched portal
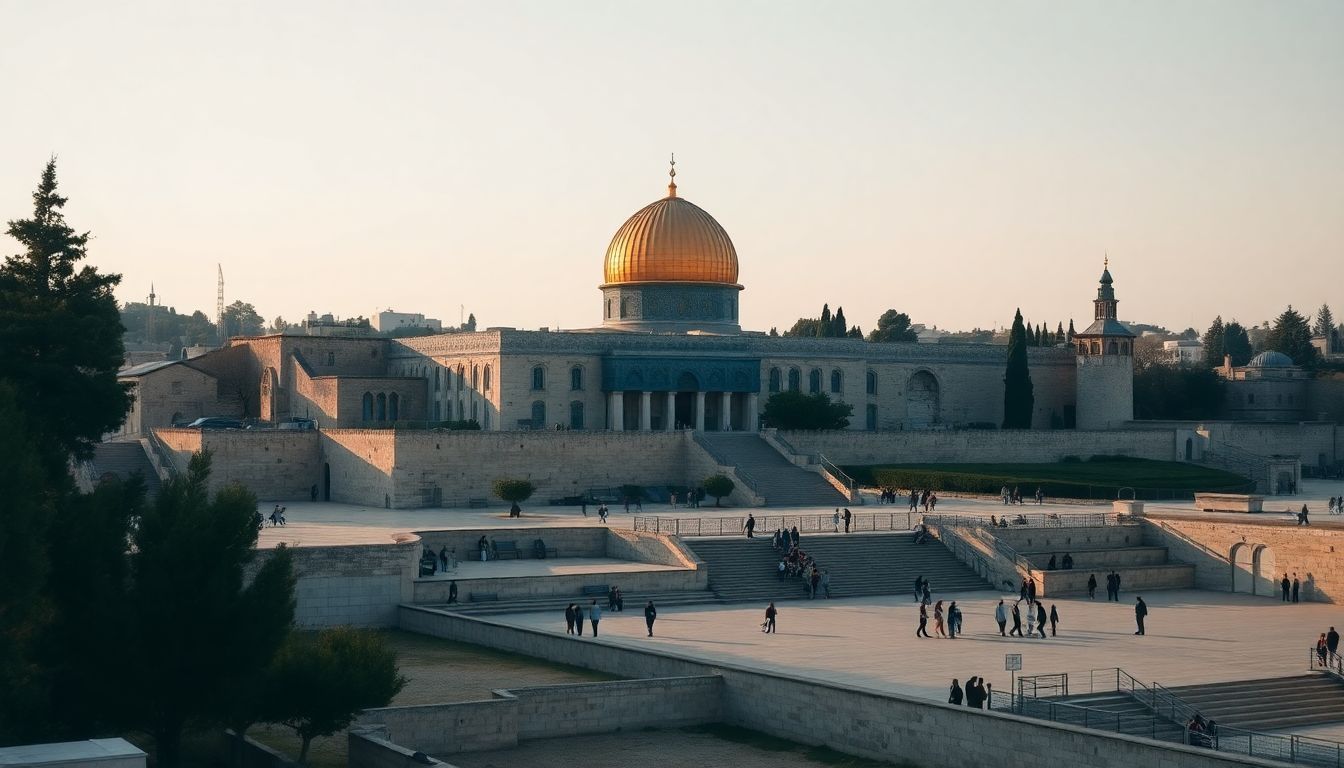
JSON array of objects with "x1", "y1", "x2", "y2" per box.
[
  {"x1": 1253, "y1": 546, "x2": 1277, "y2": 597},
  {"x1": 1230, "y1": 543, "x2": 1253, "y2": 593},
  {"x1": 1184, "y1": 437, "x2": 1194, "y2": 461},
  {"x1": 905, "y1": 370, "x2": 940, "y2": 427}
]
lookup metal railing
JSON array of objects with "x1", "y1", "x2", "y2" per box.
[
  {"x1": 690, "y1": 432, "x2": 764, "y2": 497},
  {"x1": 923, "y1": 512, "x2": 1134, "y2": 529},
  {"x1": 1311, "y1": 645, "x2": 1344, "y2": 680},
  {"x1": 1008, "y1": 667, "x2": 1344, "y2": 767},
  {"x1": 927, "y1": 524, "x2": 994, "y2": 581},
  {"x1": 1156, "y1": 520, "x2": 1230, "y2": 564},
  {"x1": 633, "y1": 511, "x2": 912, "y2": 537}
]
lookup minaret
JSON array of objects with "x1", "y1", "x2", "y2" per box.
[
  {"x1": 146, "y1": 283, "x2": 157, "y2": 343},
  {"x1": 1074, "y1": 258, "x2": 1136, "y2": 430}
]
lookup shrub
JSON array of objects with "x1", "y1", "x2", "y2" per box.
[
  {"x1": 493, "y1": 479, "x2": 535, "y2": 504},
  {"x1": 702, "y1": 474, "x2": 735, "y2": 506}
]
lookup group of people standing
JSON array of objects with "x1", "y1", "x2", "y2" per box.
[
  {"x1": 948, "y1": 677, "x2": 990, "y2": 708},
  {"x1": 1328, "y1": 497, "x2": 1343, "y2": 515},
  {"x1": 917, "y1": 599, "x2": 964, "y2": 638},
  {"x1": 564, "y1": 599, "x2": 659, "y2": 637},
  {"x1": 1281, "y1": 573, "x2": 1304, "y2": 602},
  {"x1": 995, "y1": 598, "x2": 1059, "y2": 638},
  {"x1": 1000, "y1": 485, "x2": 1045, "y2": 505},
  {"x1": 1090, "y1": 571, "x2": 1123, "y2": 601}
]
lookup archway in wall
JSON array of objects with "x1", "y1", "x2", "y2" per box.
[
  {"x1": 1230, "y1": 543, "x2": 1253, "y2": 593},
  {"x1": 1185, "y1": 437, "x2": 1193, "y2": 461},
  {"x1": 1253, "y1": 546, "x2": 1277, "y2": 597},
  {"x1": 905, "y1": 371, "x2": 940, "y2": 428}
]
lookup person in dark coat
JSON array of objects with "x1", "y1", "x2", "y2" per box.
[
  {"x1": 1328, "y1": 626, "x2": 1340, "y2": 663},
  {"x1": 917, "y1": 602, "x2": 931, "y2": 638},
  {"x1": 447, "y1": 580, "x2": 458, "y2": 604},
  {"x1": 1134, "y1": 596, "x2": 1148, "y2": 636},
  {"x1": 1019, "y1": 579, "x2": 1029, "y2": 602},
  {"x1": 1049, "y1": 604, "x2": 1060, "y2": 637},
  {"x1": 1027, "y1": 578, "x2": 1037, "y2": 603},
  {"x1": 764, "y1": 602, "x2": 778, "y2": 634},
  {"x1": 1036, "y1": 601, "x2": 1048, "y2": 638},
  {"x1": 948, "y1": 679, "x2": 964, "y2": 705},
  {"x1": 1112, "y1": 571, "x2": 1122, "y2": 602},
  {"x1": 1292, "y1": 574, "x2": 1301, "y2": 603},
  {"x1": 1010, "y1": 600, "x2": 1024, "y2": 637},
  {"x1": 745, "y1": 513, "x2": 756, "y2": 538},
  {"x1": 564, "y1": 604, "x2": 576, "y2": 635},
  {"x1": 1281, "y1": 573, "x2": 1291, "y2": 602},
  {"x1": 644, "y1": 600, "x2": 657, "y2": 637},
  {"x1": 1047, "y1": 554, "x2": 1057, "y2": 570},
  {"x1": 1087, "y1": 574, "x2": 1097, "y2": 600},
  {"x1": 843, "y1": 507, "x2": 852, "y2": 533},
  {"x1": 790, "y1": 526, "x2": 800, "y2": 546}
]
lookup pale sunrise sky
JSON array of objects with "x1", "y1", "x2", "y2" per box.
[{"x1": 1, "y1": 1, "x2": 1341, "y2": 335}]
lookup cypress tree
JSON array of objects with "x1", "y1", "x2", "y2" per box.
[
  {"x1": 1003, "y1": 309, "x2": 1035, "y2": 429},
  {"x1": 1202, "y1": 316, "x2": 1225, "y2": 367},
  {"x1": 833, "y1": 307, "x2": 848, "y2": 338},
  {"x1": 820, "y1": 304, "x2": 832, "y2": 337},
  {"x1": 1067, "y1": 319, "x2": 1076, "y2": 342},
  {"x1": 1055, "y1": 322, "x2": 1065, "y2": 346}
]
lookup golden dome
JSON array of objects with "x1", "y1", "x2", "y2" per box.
[{"x1": 603, "y1": 178, "x2": 739, "y2": 285}]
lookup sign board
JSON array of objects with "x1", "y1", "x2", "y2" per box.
[{"x1": 1005, "y1": 653, "x2": 1022, "y2": 672}]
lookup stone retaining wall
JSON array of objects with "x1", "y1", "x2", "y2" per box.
[
  {"x1": 248, "y1": 536, "x2": 419, "y2": 627},
  {"x1": 779, "y1": 429, "x2": 1177, "y2": 465},
  {"x1": 993, "y1": 525, "x2": 1144, "y2": 552},
  {"x1": 413, "y1": 567, "x2": 705, "y2": 603}
]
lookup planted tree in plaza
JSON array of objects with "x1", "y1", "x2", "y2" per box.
[
  {"x1": 1002, "y1": 309, "x2": 1034, "y2": 429},
  {"x1": 262, "y1": 627, "x2": 405, "y2": 764},
  {"x1": 123, "y1": 452, "x2": 295, "y2": 768},
  {"x1": 762, "y1": 391, "x2": 852, "y2": 430},
  {"x1": 494, "y1": 478, "x2": 535, "y2": 516},
  {"x1": 702, "y1": 474, "x2": 735, "y2": 507}
]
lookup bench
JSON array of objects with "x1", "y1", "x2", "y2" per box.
[
  {"x1": 467, "y1": 498, "x2": 489, "y2": 509},
  {"x1": 494, "y1": 541, "x2": 520, "y2": 559},
  {"x1": 469, "y1": 592, "x2": 499, "y2": 603},
  {"x1": 580, "y1": 585, "x2": 610, "y2": 597}
]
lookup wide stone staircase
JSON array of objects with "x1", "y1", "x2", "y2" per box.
[
  {"x1": 685, "y1": 532, "x2": 990, "y2": 602},
  {"x1": 88, "y1": 440, "x2": 163, "y2": 497},
  {"x1": 1163, "y1": 674, "x2": 1344, "y2": 732},
  {"x1": 694, "y1": 433, "x2": 848, "y2": 507},
  {"x1": 1022, "y1": 691, "x2": 1186, "y2": 743},
  {"x1": 427, "y1": 589, "x2": 719, "y2": 616}
]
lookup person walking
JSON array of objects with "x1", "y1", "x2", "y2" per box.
[
  {"x1": 948, "y1": 679, "x2": 964, "y2": 705},
  {"x1": 934, "y1": 600, "x2": 947, "y2": 638},
  {"x1": 1010, "y1": 600, "x2": 1024, "y2": 637},
  {"x1": 1318, "y1": 633, "x2": 1329, "y2": 667},
  {"x1": 1019, "y1": 579, "x2": 1029, "y2": 602},
  {"x1": 1112, "y1": 571, "x2": 1122, "y2": 602},
  {"x1": 963, "y1": 677, "x2": 979, "y2": 707},
  {"x1": 995, "y1": 599, "x2": 1008, "y2": 636},
  {"x1": 588, "y1": 599, "x2": 603, "y2": 637},
  {"x1": 843, "y1": 508, "x2": 852, "y2": 533},
  {"x1": 790, "y1": 526, "x2": 800, "y2": 547},
  {"x1": 1027, "y1": 578, "x2": 1037, "y2": 603},
  {"x1": 922, "y1": 582, "x2": 932, "y2": 605},
  {"x1": 1293, "y1": 574, "x2": 1301, "y2": 603},
  {"x1": 745, "y1": 513, "x2": 756, "y2": 538},
  {"x1": 914, "y1": 576, "x2": 925, "y2": 603},
  {"x1": 564, "y1": 603, "x2": 576, "y2": 635},
  {"x1": 644, "y1": 600, "x2": 657, "y2": 637},
  {"x1": 1134, "y1": 596, "x2": 1148, "y2": 636},
  {"x1": 1281, "y1": 573, "x2": 1291, "y2": 602},
  {"x1": 1087, "y1": 574, "x2": 1097, "y2": 600},
  {"x1": 1026, "y1": 600, "x2": 1036, "y2": 638},
  {"x1": 438, "y1": 546, "x2": 448, "y2": 572},
  {"x1": 809, "y1": 568, "x2": 821, "y2": 600},
  {"x1": 917, "y1": 602, "x2": 931, "y2": 638},
  {"x1": 764, "y1": 602, "x2": 777, "y2": 634},
  {"x1": 948, "y1": 601, "x2": 962, "y2": 639},
  {"x1": 1298, "y1": 504, "x2": 1311, "y2": 526},
  {"x1": 820, "y1": 569, "x2": 832, "y2": 599},
  {"x1": 1328, "y1": 626, "x2": 1340, "y2": 663},
  {"x1": 1049, "y1": 604, "x2": 1060, "y2": 637},
  {"x1": 832, "y1": 509, "x2": 840, "y2": 533}
]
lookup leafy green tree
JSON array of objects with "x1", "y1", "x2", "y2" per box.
[
  {"x1": 494, "y1": 478, "x2": 535, "y2": 516},
  {"x1": 223, "y1": 300, "x2": 264, "y2": 338},
  {"x1": 867, "y1": 309, "x2": 917, "y2": 343},
  {"x1": 464, "y1": 312, "x2": 477, "y2": 331},
  {"x1": 1202, "y1": 316, "x2": 1225, "y2": 366},
  {"x1": 701, "y1": 474, "x2": 736, "y2": 507},
  {"x1": 1223, "y1": 321, "x2": 1253, "y2": 366},
  {"x1": 124, "y1": 452, "x2": 295, "y2": 768},
  {"x1": 762, "y1": 391, "x2": 852, "y2": 430},
  {"x1": 1133, "y1": 365, "x2": 1225, "y2": 419},
  {"x1": 263, "y1": 628, "x2": 405, "y2": 763},
  {"x1": 0, "y1": 386, "x2": 54, "y2": 742},
  {"x1": 1265, "y1": 306, "x2": 1317, "y2": 366},
  {"x1": 0, "y1": 159, "x2": 129, "y2": 468},
  {"x1": 1002, "y1": 309, "x2": 1034, "y2": 429}
]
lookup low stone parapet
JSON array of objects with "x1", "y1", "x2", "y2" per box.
[
  {"x1": 1036, "y1": 564, "x2": 1194, "y2": 597},
  {"x1": 1193, "y1": 493, "x2": 1265, "y2": 514}
]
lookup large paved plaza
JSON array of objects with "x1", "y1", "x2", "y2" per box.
[{"x1": 489, "y1": 589, "x2": 1339, "y2": 714}]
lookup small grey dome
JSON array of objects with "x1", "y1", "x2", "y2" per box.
[{"x1": 1247, "y1": 350, "x2": 1295, "y2": 368}]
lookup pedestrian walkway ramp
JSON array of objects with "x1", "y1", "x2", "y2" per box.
[
  {"x1": 684, "y1": 532, "x2": 989, "y2": 602},
  {"x1": 694, "y1": 432, "x2": 848, "y2": 507}
]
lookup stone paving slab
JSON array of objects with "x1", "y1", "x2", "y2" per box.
[
  {"x1": 418, "y1": 557, "x2": 685, "y2": 581},
  {"x1": 490, "y1": 589, "x2": 1343, "y2": 707}
]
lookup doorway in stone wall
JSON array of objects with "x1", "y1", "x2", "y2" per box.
[
  {"x1": 1230, "y1": 542, "x2": 1253, "y2": 593},
  {"x1": 1253, "y1": 545, "x2": 1276, "y2": 597}
]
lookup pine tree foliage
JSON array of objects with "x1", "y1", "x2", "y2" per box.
[{"x1": 1002, "y1": 309, "x2": 1035, "y2": 429}]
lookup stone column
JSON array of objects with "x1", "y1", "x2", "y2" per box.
[
  {"x1": 720, "y1": 391, "x2": 733, "y2": 431},
  {"x1": 694, "y1": 391, "x2": 706, "y2": 431},
  {"x1": 639, "y1": 391, "x2": 652, "y2": 431},
  {"x1": 608, "y1": 391, "x2": 624, "y2": 431},
  {"x1": 664, "y1": 392, "x2": 677, "y2": 430},
  {"x1": 746, "y1": 392, "x2": 759, "y2": 431}
]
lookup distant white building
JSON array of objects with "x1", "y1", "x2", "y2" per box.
[
  {"x1": 911, "y1": 324, "x2": 949, "y2": 344},
  {"x1": 373, "y1": 309, "x2": 443, "y2": 333},
  {"x1": 1163, "y1": 338, "x2": 1204, "y2": 365}
]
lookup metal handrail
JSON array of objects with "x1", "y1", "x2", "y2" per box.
[
  {"x1": 1157, "y1": 520, "x2": 1230, "y2": 564},
  {"x1": 818, "y1": 454, "x2": 857, "y2": 492},
  {"x1": 923, "y1": 512, "x2": 1134, "y2": 529},
  {"x1": 1310, "y1": 645, "x2": 1344, "y2": 680},
  {"x1": 633, "y1": 511, "x2": 912, "y2": 537},
  {"x1": 690, "y1": 432, "x2": 764, "y2": 496}
]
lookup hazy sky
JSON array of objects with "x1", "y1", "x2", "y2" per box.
[{"x1": 2, "y1": 1, "x2": 1341, "y2": 335}]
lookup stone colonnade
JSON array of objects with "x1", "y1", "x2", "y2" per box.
[{"x1": 606, "y1": 391, "x2": 758, "y2": 432}]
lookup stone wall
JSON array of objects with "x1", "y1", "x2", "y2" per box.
[
  {"x1": 778, "y1": 429, "x2": 1176, "y2": 466},
  {"x1": 154, "y1": 428, "x2": 322, "y2": 500},
  {"x1": 248, "y1": 536, "x2": 419, "y2": 627},
  {"x1": 413, "y1": 568, "x2": 705, "y2": 603},
  {"x1": 321, "y1": 430, "x2": 397, "y2": 507},
  {"x1": 354, "y1": 677, "x2": 723, "y2": 756},
  {"x1": 348, "y1": 730, "x2": 450, "y2": 768},
  {"x1": 414, "y1": 528, "x2": 608, "y2": 560},
  {"x1": 398, "y1": 607, "x2": 1285, "y2": 768},
  {"x1": 992, "y1": 524, "x2": 1145, "y2": 552},
  {"x1": 604, "y1": 529, "x2": 703, "y2": 569},
  {"x1": 1142, "y1": 512, "x2": 1344, "y2": 602}
]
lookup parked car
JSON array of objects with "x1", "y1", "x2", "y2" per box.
[
  {"x1": 276, "y1": 418, "x2": 316, "y2": 431},
  {"x1": 187, "y1": 416, "x2": 244, "y2": 429}
]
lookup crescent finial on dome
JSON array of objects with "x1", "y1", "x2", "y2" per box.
[{"x1": 667, "y1": 153, "x2": 677, "y2": 197}]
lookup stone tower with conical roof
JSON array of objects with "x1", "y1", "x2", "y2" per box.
[{"x1": 1074, "y1": 260, "x2": 1136, "y2": 429}]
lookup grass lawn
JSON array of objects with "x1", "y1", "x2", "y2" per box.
[{"x1": 844, "y1": 457, "x2": 1252, "y2": 500}]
